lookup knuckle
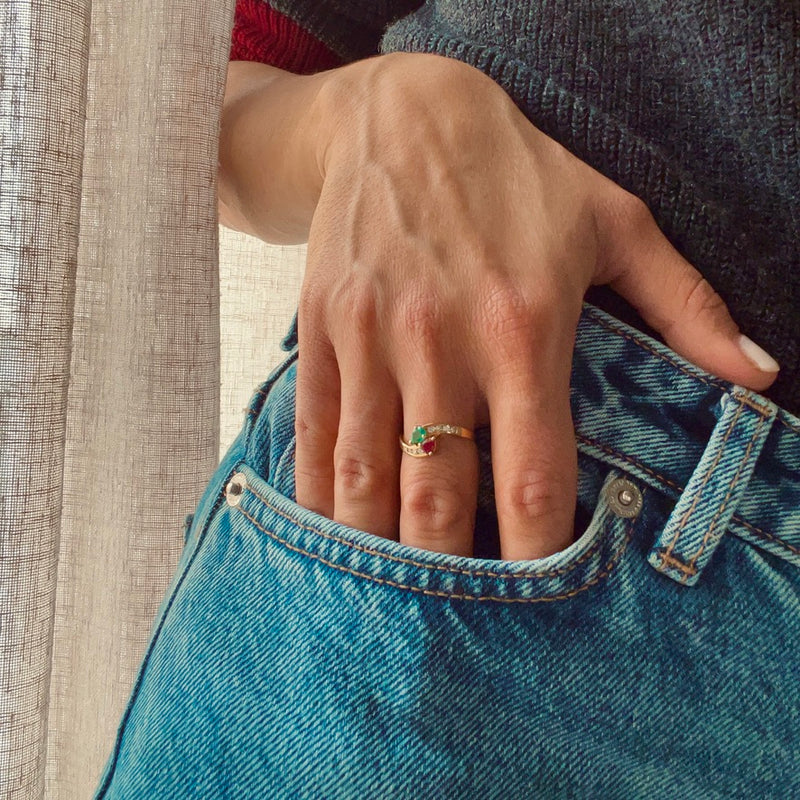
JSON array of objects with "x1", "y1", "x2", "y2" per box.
[
  {"x1": 482, "y1": 283, "x2": 528, "y2": 331},
  {"x1": 333, "y1": 450, "x2": 383, "y2": 497},
  {"x1": 498, "y1": 470, "x2": 563, "y2": 524},
  {"x1": 604, "y1": 189, "x2": 656, "y2": 242},
  {"x1": 396, "y1": 293, "x2": 446, "y2": 359},
  {"x1": 477, "y1": 282, "x2": 563, "y2": 369},
  {"x1": 681, "y1": 275, "x2": 727, "y2": 321},
  {"x1": 400, "y1": 293, "x2": 444, "y2": 341},
  {"x1": 402, "y1": 476, "x2": 471, "y2": 537},
  {"x1": 618, "y1": 191, "x2": 652, "y2": 228},
  {"x1": 480, "y1": 283, "x2": 538, "y2": 347}
]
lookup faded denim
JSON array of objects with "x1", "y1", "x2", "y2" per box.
[{"x1": 95, "y1": 304, "x2": 800, "y2": 799}]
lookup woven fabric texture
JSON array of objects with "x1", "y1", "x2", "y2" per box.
[{"x1": 0, "y1": 1, "x2": 303, "y2": 796}]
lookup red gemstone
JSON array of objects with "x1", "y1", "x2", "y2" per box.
[{"x1": 421, "y1": 439, "x2": 437, "y2": 454}]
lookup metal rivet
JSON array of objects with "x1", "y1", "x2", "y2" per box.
[
  {"x1": 225, "y1": 472, "x2": 247, "y2": 507},
  {"x1": 605, "y1": 477, "x2": 643, "y2": 519}
]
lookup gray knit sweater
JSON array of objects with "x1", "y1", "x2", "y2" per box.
[{"x1": 267, "y1": 0, "x2": 799, "y2": 414}]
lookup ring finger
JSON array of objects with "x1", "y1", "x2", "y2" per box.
[{"x1": 399, "y1": 382, "x2": 479, "y2": 558}]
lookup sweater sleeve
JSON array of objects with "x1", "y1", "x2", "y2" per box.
[{"x1": 229, "y1": 0, "x2": 424, "y2": 73}]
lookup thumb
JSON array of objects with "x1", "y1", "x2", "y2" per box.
[{"x1": 598, "y1": 197, "x2": 779, "y2": 392}]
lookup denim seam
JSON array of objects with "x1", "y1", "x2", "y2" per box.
[
  {"x1": 650, "y1": 551, "x2": 695, "y2": 579},
  {"x1": 577, "y1": 434, "x2": 682, "y2": 490},
  {"x1": 244, "y1": 481, "x2": 614, "y2": 579},
  {"x1": 738, "y1": 394, "x2": 773, "y2": 415},
  {"x1": 585, "y1": 309, "x2": 724, "y2": 390},
  {"x1": 247, "y1": 386, "x2": 276, "y2": 414},
  {"x1": 577, "y1": 433, "x2": 798, "y2": 558},
  {"x1": 687, "y1": 411, "x2": 768, "y2": 568},
  {"x1": 93, "y1": 476, "x2": 233, "y2": 798},
  {"x1": 777, "y1": 413, "x2": 800, "y2": 434},
  {"x1": 585, "y1": 309, "x2": 799, "y2": 436},
  {"x1": 735, "y1": 517, "x2": 800, "y2": 555},
  {"x1": 661, "y1": 401, "x2": 746, "y2": 566},
  {"x1": 235, "y1": 502, "x2": 635, "y2": 602},
  {"x1": 654, "y1": 551, "x2": 694, "y2": 576}
]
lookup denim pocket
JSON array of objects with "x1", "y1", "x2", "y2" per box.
[
  {"x1": 96, "y1": 307, "x2": 800, "y2": 799},
  {"x1": 96, "y1": 428, "x2": 800, "y2": 800},
  {"x1": 226, "y1": 456, "x2": 640, "y2": 604},
  {"x1": 241, "y1": 339, "x2": 646, "y2": 600},
  {"x1": 98, "y1": 450, "x2": 797, "y2": 799}
]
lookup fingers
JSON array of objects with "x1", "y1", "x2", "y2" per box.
[
  {"x1": 297, "y1": 326, "x2": 480, "y2": 554},
  {"x1": 597, "y1": 192, "x2": 780, "y2": 392},
  {"x1": 298, "y1": 286, "x2": 578, "y2": 561},
  {"x1": 298, "y1": 291, "x2": 402, "y2": 539},
  {"x1": 486, "y1": 350, "x2": 577, "y2": 561}
]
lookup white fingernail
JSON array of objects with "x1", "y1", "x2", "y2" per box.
[{"x1": 739, "y1": 335, "x2": 780, "y2": 372}]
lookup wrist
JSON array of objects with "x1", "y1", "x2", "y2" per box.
[
  {"x1": 217, "y1": 53, "x2": 516, "y2": 243},
  {"x1": 218, "y1": 61, "x2": 335, "y2": 243}
]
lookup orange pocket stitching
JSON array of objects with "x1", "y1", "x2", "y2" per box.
[
  {"x1": 687, "y1": 412, "x2": 768, "y2": 567},
  {"x1": 245, "y1": 481, "x2": 615, "y2": 579},
  {"x1": 577, "y1": 435, "x2": 683, "y2": 490},
  {"x1": 234, "y1": 503, "x2": 635, "y2": 603},
  {"x1": 661, "y1": 402, "x2": 745, "y2": 560},
  {"x1": 585, "y1": 310, "x2": 725, "y2": 390},
  {"x1": 578, "y1": 435, "x2": 797, "y2": 557}
]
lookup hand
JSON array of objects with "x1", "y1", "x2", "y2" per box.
[
  {"x1": 292, "y1": 53, "x2": 780, "y2": 559},
  {"x1": 219, "y1": 54, "x2": 779, "y2": 559}
]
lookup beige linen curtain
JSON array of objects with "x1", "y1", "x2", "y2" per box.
[{"x1": 1, "y1": 0, "x2": 303, "y2": 797}]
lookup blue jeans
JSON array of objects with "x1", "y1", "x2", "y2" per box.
[{"x1": 94, "y1": 305, "x2": 800, "y2": 798}]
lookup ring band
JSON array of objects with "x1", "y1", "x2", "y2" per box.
[{"x1": 399, "y1": 423, "x2": 475, "y2": 458}]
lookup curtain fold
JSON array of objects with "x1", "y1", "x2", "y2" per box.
[
  {"x1": 0, "y1": 0, "x2": 306, "y2": 796},
  {"x1": 45, "y1": 0, "x2": 234, "y2": 791},
  {"x1": 1, "y1": 1, "x2": 91, "y2": 796}
]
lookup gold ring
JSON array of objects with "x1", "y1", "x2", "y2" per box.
[{"x1": 399, "y1": 423, "x2": 475, "y2": 458}]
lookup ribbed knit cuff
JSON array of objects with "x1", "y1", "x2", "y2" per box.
[{"x1": 230, "y1": 0, "x2": 343, "y2": 74}]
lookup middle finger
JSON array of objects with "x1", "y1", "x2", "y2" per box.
[{"x1": 332, "y1": 339, "x2": 403, "y2": 540}]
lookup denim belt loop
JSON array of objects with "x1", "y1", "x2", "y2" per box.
[{"x1": 647, "y1": 386, "x2": 778, "y2": 586}]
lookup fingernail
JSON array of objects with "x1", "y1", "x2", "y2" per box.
[{"x1": 738, "y1": 335, "x2": 780, "y2": 373}]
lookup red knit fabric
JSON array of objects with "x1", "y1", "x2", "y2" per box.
[{"x1": 230, "y1": 0, "x2": 343, "y2": 73}]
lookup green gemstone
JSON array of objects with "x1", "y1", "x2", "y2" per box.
[{"x1": 411, "y1": 425, "x2": 427, "y2": 445}]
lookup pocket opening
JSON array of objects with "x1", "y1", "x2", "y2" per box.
[{"x1": 228, "y1": 461, "x2": 637, "y2": 603}]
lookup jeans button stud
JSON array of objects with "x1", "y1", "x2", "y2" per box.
[
  {"x1": 605, "y1": 477, "x2": 643, "y2": 519},
  {"x1": 225, "y1": 472, "x2": 247, "y2": 507}
]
